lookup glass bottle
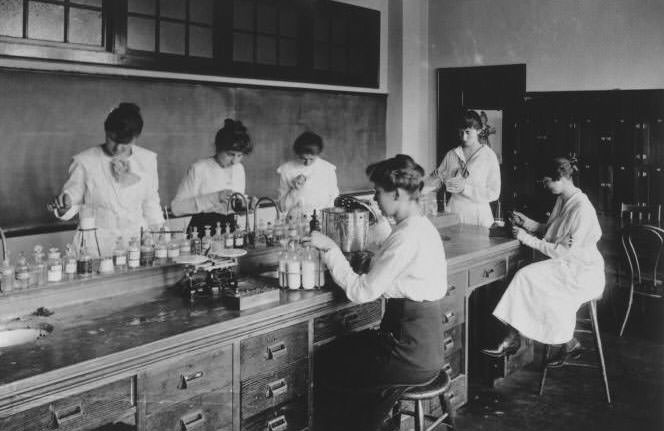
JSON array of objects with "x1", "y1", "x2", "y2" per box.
[
  {"x1": 63, "y1": 244, "x2": 78, "y2": 279},
  {"x1": 234, "y1": 228, "x2": 245, "y2": 248},
  {"x1": 98, "y1": 254, "x2": 114, "y2": 274},
  {"x1": 255, "y1": 221, "x2": 267, "y2": 249},
  {"x1": 15, "y1": 252, "x2": 31, "y2": 290},
  {"x1": 317, "y1": 249, "x2": 326, "y2": 287},
  {"x1": 224, "y1": 223, "x2": 234, "y2": 249},
  {"x1": 32, "y1": 245, "x2": 47, "y2": 287},
  {"x1": 299, "y1": 214, "x2": 310, "y2": 238},
  {"x1": 154, "y1": 230, "x2": 168, "y2": 265},
  {"x1": 113, "y1": 237, "x2": 128, "y2": 272},
  {"x1": 1, "y1": 254, "x2": 15, "y2": 293},
  {"x1": 286, "y1": 241, "x2": 301, "y2": 290},
  {"x1": 201, "y1": 225, "x2": 213, "y2": 256},
  {"x1": 277, "y1": 239, "x2": 288, "y2": 288},
  {"x1": 140, "y1": 232, "x2": 155, "y2": 267},
  {"x1": 190, "y1": 227, "x2": 202, "y2": 255},
  {"x1": 265, "y1": 222, "x2": 274, "y2": 247},
  {"x1": 167, "y1": 235, "x2": 180, "y2": 261},
  {"x1": 301, "y1": 246, "x2": 316, "y2": 290},
  {"x1": 310, "y1": 210, "x2": 321, "y2": 232},
  {"x1": 127, "y1": 237, "x2": 141, "y2": 269},
  {"x1": 77, "y1": 244, "x2": 93, "y2": 277},
  {"x1": 179, "y1": 230, "x2": 191, "y2": 256},
  {"x1": 212, "y1": 222, "x2": 224, "y2": 254},
  {"x1": 46, "y1": 248, "x2": 63, "y2": 283}
]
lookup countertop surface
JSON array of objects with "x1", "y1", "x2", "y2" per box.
[{"x1": 0, "y1": 224, "x2": 519, "y2": 389}]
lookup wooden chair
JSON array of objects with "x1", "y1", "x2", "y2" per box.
[
  {"x1": 619, "y1": 224, "x2": 664, "y2": 336},
  {"x1": 619, "y1": 203, "x2": 662, "y2": 228},
  {"x1": 392, "y1": 370, "x2": 455, "y2": 431}
]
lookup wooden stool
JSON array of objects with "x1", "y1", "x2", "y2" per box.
[
  {"x1": 539, "y1": 299, "x2": 612, "y2": 404},
  {"x1": 393, "y1": 370, "x2": 456, "y2": 431}
]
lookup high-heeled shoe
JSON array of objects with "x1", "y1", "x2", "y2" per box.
[
  {"x1": 481, "y1": 335, "x2": 521, "y2": 358},
  {"x1": 546, "y1": 338, "x2": 582, "y2": 368}
]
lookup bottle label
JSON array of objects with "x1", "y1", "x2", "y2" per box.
[
  {"x1": 128, "y1": 250, "x2": 140, "y2": 260},
  {"x1": 114, "y1": 255, "x2": 127, "y2": 266},
  {"x1": 65, "y1": 262, "x2": 77, "y2": 274},
  {"x1": 155, "y1": 248, "x2": 168, "y2": 259},
  {"x1": 47, "y1": 264, "x2": 63, "y2": 282},
  {"x1": 128, "y1": 259, "x2": 140, "y2": 268},
  {"x1": 235, "y1": 237, "x2": 244, "y2": 247}
]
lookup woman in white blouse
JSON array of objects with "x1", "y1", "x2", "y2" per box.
[
  {"x1": 423, "y1": 110, "x2": 501, "y2": 227},
  {"x1": 482, "y1": 157, "x2": 605, "y2": 366},
  {"x1": 277, "y1": 131, "x2": 339, "y2": 219},
  {"x1": 307, "y1": 154, "x2": 447, "y2": 431},
  {"x1": 170, "y1": 119, "x2": 252, "y2": 233},
  {"x1": 48, "y1": 103, "x2": 164, "y2": 256}
]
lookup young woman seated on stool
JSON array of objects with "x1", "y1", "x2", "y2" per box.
[
  {"x1": 482, "y1": 156, "x2": 605, "y2": 366},
  {"x1": 305, "y1": 154, "x2": 447, "y2": 431}
]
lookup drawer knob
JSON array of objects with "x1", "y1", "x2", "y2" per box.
[
  {"x1": 446, "y1": 285, "x2": 456, "y2": 296},
  {"x1": 267, "y1": 415, "x2": 289, "y2": 431},
  {"x1": 342, "y1": 312, "x2": 360, "y2": 328},
  {"x1": 442, "y1": 363, "x2": 453, "y2": 377},
  {"x1": 179, "y1": 371, "x2": 204, "y2": 389},
  {"x1": 266, "y1": 378, "x2": 289, "y2": 398},
  {"x1": 267, "y1": 341, "x2": 288, "y2": 360},
  {"x1": 482, "y1": 268, "x2": 495, "y2": 278},
  {"x1": 52, "y1": 402, "x2": 83, "y2": 425},
  {"x1": 443, "y1": 336, "x2": 454, "y2": 352},
  {"x1": 443, "y1": 312, "x2": 456, "y2": 324},
  {"x1": 180, "y1": 411, "x2": 205, "y2": 430}
]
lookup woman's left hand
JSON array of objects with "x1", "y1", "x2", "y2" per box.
[
  {"x1": 512, "y1": 226, "x2": 527, "y2": 240},
  {"x1": 302, "y1": 231, "x2": 337, "y2": 252},
  {"x1": 445, "y1": 176, "x2": 465, "y2": 193}
]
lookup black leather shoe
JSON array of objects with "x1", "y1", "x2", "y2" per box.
[
  {"x1": 546, "y1": 338, "x2": 582, "y2": 368},
  {"x1": 481, "y1": 337, "x2": 521, "y2": 358}
]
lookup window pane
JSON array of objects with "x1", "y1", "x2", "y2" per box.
[
  {"x1": 279, "y1": 38, "x2": 296, "y2": 67},
  {"x1": 279, "y1": 9, "x2": 297, "y2": 38},
  {"x1": 314, "y1": 42, "x2": 328, "y2": 70},
  {"x1": 68, "y1": 7, "x2": 102, "y2": 45},
  {"x1": 28, "y1": 1, "x2": 64, "y2": 42},
  {"x1": 159, "y1": 0, "x2": 185, "y2": 20},
  {"x1": 0, "y1": 0, "x2": 23, "y2": 38},
  {"x1": 330, "y1": 45, "x2": 346, "y2": 72},
  {"x1": 256, "y1": 3, "x2": 276, "y2": 34},
  {"x1": 159, "y1": 20, "x2": 185, "y2": 55},
  {"x1": 128, "y1": 0, "x2": 155, "y2": 15},
  {"x1": 71, "y1": 0, "x2": 102, "y2": 7},
  {"x1": 127, "y1": 16, "x2": 156, "y2": 51},
  {"x1": 233, "y1": 0, "x2": 254, "y2": 31},
  {"x1": 189, "y1": 24, "x2": 213, "y2": 58},
  {"x1": 189, "y1": 0, "x2": 213, "y2": 25},
  {"x1": 256, "y1": 34, "x2": 276, "y2": 64},
  {"x1": 233, "y1": 31, "x2": 254, "y2": 62}
]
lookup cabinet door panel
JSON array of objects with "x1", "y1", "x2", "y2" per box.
[
  {"x1": 635, "y1": 120, "x2": 651, "y2": 163},
  {"x1": 613, "y1": 118, "x2": 635, "y2": 164},
  {"x1": 651, "y1": 118, "x2": 664, "y2": 165},
  {"x1": 144, "y1": 389, "x2": 232, "y2": 431},
  {"x1": 613, "y1": 165, "x2": 634, "y2": 208},
  {"x1": 634, "y1": 167, "x2": 650, "y2": 206},
  {"x1": 313, "y1": 300, "x2": 382, "y2": 344},
  {"x1": 650, "y1": 167, "x2": 664, "y2": 206}
]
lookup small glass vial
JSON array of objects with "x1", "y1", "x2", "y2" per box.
[
  {"x1": 179, "y1": 231, "x2": 191, "y2": 256},
  {"x1": 277, "y1": 240, "x2": 288, "y2": 289},
  {"x1": 211, "y1": 222, "x2": 224, "y2": 255},
  {"x1": 32, "y1": 245, "x2": 47, "y2": 287},
  {"x1": 47, "y1": 248, "x2": 63, "y2": 283},
  {"x1": 255, "y1": 221, "x2": 267, "y2": 249},
  {"x1": 113, "y1": 237, "x2": 128, "y2": 272},
  {"x1": 154, "y1": 230, "x2": 169, "y2": 265},
  {"x1": 167, "y1": 238, "x2": 180, "y2": 261},
  {"x1": 77, "y1": 246, "x2": 94, "y2": 277},
  {"x1": 201, "y1": 225, "x2": 213, "y2": 256},
  {"x1": 99, "y1": 255, "x2": 114, "y2": 274},
  {"x1": 15, "y1": 252, "x2": 31, "y2": 290},
  {"x1": 301, "y1": 246, "x2": 316, "y2": 290},
  {"x1": 1, "y1": 255, "x2": 15, "y2": 293},
  {"x1": 127, "y1": 237, "x2": 141, "y2": 269},
  {"x1": 140, "y1": 233, "x2": 155, "y2": 267},
  {"x1": 234, "y1": 229, "x2": 245, "y2": 248},
  {"x1": 310, "y1": 210, "x2": 321, "y2": 232},
  {"x1": 265, "y1": 222, "x2": 274, "y2": 247},
  {"x1": 224, "y1": 223, "x2": 234, "y2": 249},
  {"x1": 190, "y1": 226, "x2": 202, "y2": 255},
  {"x1": 63, "y1": 244, "x2": 78, "y2": 279},
  {"x1": 286, "y1": 242, "x2": 301, "y2": 290}
]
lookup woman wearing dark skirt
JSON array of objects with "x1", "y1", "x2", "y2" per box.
[{"x1": 306, "y1": 154, "x2": 448, "y2": 431}]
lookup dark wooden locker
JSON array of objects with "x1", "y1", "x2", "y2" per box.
[
  {"x1": 650, "y1": 167, "x2": 664, "y2": 206},
  {"x1": 551, "y1": 116, "x2": 580, "y2": 158},
  {"x1": 613, "y1": 118, "x2": 635, "y2": 164},
  {"x1": 634, "y1": 167, "x2": 650, "y2": 206},
  {"x1": 579, "y1": 117, "x2": 599, "y2": 163},
  {"x1": 634, "y1": 120, "x2": 651, "y2": 164},
  {"x1": 578, "y1": 161, "x2": 600, "y2": 208},
  {"x1": 650, "y1": 117, "x2": 664, "y2": 166},
  {"x1": 598, "y1": 165, "x2": 614, "y2": 214},
  {"x1": 613, "y1": 165, "x2": 634, "y2": 211}
]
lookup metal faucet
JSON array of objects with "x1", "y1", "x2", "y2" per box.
[
  {"x1": 252, "y1": 197, "x2": 281, "y2": 247},
  {"x1": 0, "y1": 226, "x2": 7, "y2": 262}
]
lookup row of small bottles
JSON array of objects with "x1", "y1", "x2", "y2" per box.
[
  {"x1": 276, "y1": 212, "x2": 325, "y2": 290},
  {"x1": 253, "y1": 211, "x2": 321, "y2": 249}
]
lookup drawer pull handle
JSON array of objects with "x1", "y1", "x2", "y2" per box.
[
  {"x1": 446, "y1": 391, "x2": 456, "y2": 403},
  {"x1": 180, "y1": 411, "x2": 205, "y2": 430},
  {"x1": 267, "y1": 415, "x2": 289, "y2": 431},
  {"x1": 443, "y1": 312, "x2": 456, "y2": 324},
  {"x1": 446, "y1": 285, "x2": 456, "y2": 296},
  {"x1": 267, "y1": 341, "x2": 288, "y2": 359},
  {"x1": 442, "y1": 363, "x2": 453, "y2": 376},
  {"x1": 266, "y1": 378, "x2": 289, "y2": 398},
  {"x1": 179, "y1": 371, "x2": 204, "y2": 389},
  {"x1": 342, "y1": 312, "x2": 360, "y2": 327},
  {"x1": 443, "y1": 336, "x2": 454, "y2": 352},
  {"x1": 483, "y1": 268, "x2": 495, "y2": 278},
  {"x1": 52, "y1": 403, "x2": 83, "y2": 425}
]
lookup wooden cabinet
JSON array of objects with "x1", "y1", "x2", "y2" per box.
[
  {"x1": 313, "y1": 300, "x2": 382, "y2": 344},
  {"x1": 241, "y1": 322, "x2": 308, "y2": 378},
  {"x1": 144, "y1": 390, "x2": 232, "y2": 431}
]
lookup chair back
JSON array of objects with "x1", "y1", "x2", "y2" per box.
[
  {"x1": 619, "y1": 203, "x2": 662, "y2": 228},
  {"x1": 620, "y1": 224, "x2": 664, "y2": 287}
]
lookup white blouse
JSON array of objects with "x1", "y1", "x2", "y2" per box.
[
  {"x1": 171, "y1": 157, "x2": 245, "y2": 216},
  {"x1": 277, "y1": 158, "x2": 339, "y2": 217},
  {"x1": 323, "y1": 215, "x2": 447, "y2": 304}
]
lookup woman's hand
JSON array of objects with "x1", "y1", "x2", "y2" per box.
[
  {"x1": 445, "y1": 176, "x2": 465, "y2": 194},
  {"x1": 511, "y1": 210, "x2": 538, "y2": 232},
  {"x1": 292, "y1": 174, "x2": 307, "y2": 190},
  {"x1": 47, "y1": 192, "x2": 72, "y2": 216},
  {"x1": 303, "y1": 231, "x2": 337, "y2": 252},
  {"x1": 512, "y1": 226, "x2": 527, "y2": 241},
  {"x1": 217, "y1": 189, "x2": 233, "y2": 204}
]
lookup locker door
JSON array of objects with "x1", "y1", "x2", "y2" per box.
[
  {"x1": 634, "y1": 120, "x2": 651, "y2": 164},
  {"x1": 613, "y1": 118, "x2": 635, "y2": 164},
  {"x1": 613, "y1": 165, "x2": 634, "y2": 210},
  {"x1": 552, "y1": 117, "x2": 580, "y2": 158},
  {"x1": 579, "y1": 117, "x2": 599, "y2": 163},
  {"x1": 634, "y1": 167, "x2": 650, "y2": 206},
  {"x1": 578, "y1": 161, "x2": 600, "y2": 207},
  {"x1": 650, "y1": 167, "x2": 664, "y2": 206},
  {"x1": 596, "y1": 117, "x2": 615, "y2": 165},
  {"x1": 598, "y1": 165, "x2": 614, "y2": 214},
  {"x1": 650, "y1": 117, "x2": 664, "y2": 166}
]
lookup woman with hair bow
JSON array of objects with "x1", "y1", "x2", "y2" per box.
[{"x1": 48, "y1": 103, "x2": 164, "y2": 256}]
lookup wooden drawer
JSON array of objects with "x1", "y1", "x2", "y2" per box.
[
  {"x1": 0, "y1": 378, "x2": 133, "y2": 431},
  {"x1": 442, "y1": 324, "x2": 463, "y2": 358},
  {"x1": 443, "y1": 271, "x2": 466, "y2": 304},
  {"x1": 313, "y1": 300, "x2": 382, "y2": 343},
  {"x1": 468, "y1": 258, "x2": 507, "y2": 287},
  {"x1": 446, "y1": 374, "x2": 467, "y2": 410},
  {"x1": 241, "y1": 397, "x2": 307, "y2": 431},
  {"x1": 142, "y1": 345, "x2": 233, "y2": 416},
  {"x1": 241, "y1": 358, "x2": 308, "y2": 420},
  {"x1": 144, "y1": 389, "x2": 232, "y2": 431},
  {"x1": 241, "y1": 322, "x2": 308, "y2": 379},
  {"x1": 441, "y1": 349, "x2": 463, "y2": 380}
]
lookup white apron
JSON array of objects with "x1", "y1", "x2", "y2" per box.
[{"x1": 493, "y1": 189, "x2": 605, "y2": 344}]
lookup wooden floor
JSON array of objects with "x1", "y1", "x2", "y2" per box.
[{"x1": 451, "y1": 304, "x2": 664, "y2": 431}]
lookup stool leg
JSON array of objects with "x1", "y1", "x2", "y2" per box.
[
  {"x1": 414, "y1": 400, "x2": 424, "y2": 431},
  {"x1": 439, "y1": 392, "x2": 456, "y2": 430},
  {"x1": 589, "y1": 300, "x2": 612, "y2": 405},
  {"x1": 539, "y1": 344, "x2": 551, "y2": 396}
]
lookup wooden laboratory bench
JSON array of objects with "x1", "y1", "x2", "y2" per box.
[{"x1": 0, "y1": 221, "x2": 526, "y2": 431}]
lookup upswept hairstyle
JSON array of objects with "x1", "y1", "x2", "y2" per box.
[
  {"x1": 366, "y1": 154, "x2": 425, "y2": 199},
  {"x1": 542, "y1": 156, "x2": 578, "y2": 181},
  {"x1": 215, "y1": 119, "x2": 253, "y2": 154},
  {"x1": 104, "y1": 102, "x2": 143, "y2": 143},
  {"x1": 458, "y1": 110, "x2": 482, "y2": 130},
  {"x1": 293, "y1": 131, "x2": 323, "y2": 155}
]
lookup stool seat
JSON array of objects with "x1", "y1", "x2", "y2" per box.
[{"x1": 401, "y1": 371, "x2": 451, "y2": 400}]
